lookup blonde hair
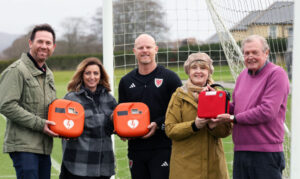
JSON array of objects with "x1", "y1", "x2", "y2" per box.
[
  {"x1": 67, "y1": 57, "x2": 111, "y2": 92},
  {"x1": 184, "y1": 52, "x2": 214, "y2": 75},
  {"x1": 184, "y1": 52, "x2": 214, "y2": 85}
]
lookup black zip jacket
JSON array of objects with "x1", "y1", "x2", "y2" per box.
[{"x1": 118, "y1": 65, "x2": 182, "y2": 151}]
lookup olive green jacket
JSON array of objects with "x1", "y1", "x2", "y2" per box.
[
  {"x1": 0, "y1": 53, "x2": 56, "y2": 154},
  {"x1": 165, "y1": 87, "x2": 232, "y2": 179}
]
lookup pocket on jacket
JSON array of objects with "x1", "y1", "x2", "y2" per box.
[
  {"x1": 47, "y1": 82, "x2": 56, "y2": 101},
  {"x1": 24, "y1": 78, "x2": 39, "y2": 104}
]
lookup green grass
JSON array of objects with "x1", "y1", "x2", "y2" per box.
[{"x1": 0, "y1": 67, "x2": 291, "y2": 178}]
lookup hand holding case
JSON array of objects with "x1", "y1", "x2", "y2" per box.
[
  {"x1": 197, "y1": 84, "x2": 230, "y2": 118},
  {"x1": 113, "y1": 102, "x2": 150, "y2": 137},
  {"x1": 48, "y1": 99, "x2": 85, "y2": 138}
]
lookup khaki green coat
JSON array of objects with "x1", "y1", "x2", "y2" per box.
[
  {"x1": 0, "y1": 53, "x2": 56, "y2": 154},
  {"x1": 165, "y1": 87, "x2": 232, "y2": 179}
]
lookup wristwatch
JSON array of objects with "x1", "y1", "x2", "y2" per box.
[{"x1": 230, "y1": 115, "x2": 237, "y2": 124}]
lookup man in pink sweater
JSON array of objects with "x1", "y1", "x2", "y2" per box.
[{"x1": 217, "y1": 35, "x2": 289, "y2": 179}]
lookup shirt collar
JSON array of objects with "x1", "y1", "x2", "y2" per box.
[
  {"x1": 27, "y1": 52, "x2": 46, "y2": 73},
  {"x1": 248, "y1": 60, "x2": 269, "y2": 76}
]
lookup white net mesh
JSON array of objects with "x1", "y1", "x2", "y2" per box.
[{"x1": 111, "y1": 0, "x2": 293, "y2": 178}]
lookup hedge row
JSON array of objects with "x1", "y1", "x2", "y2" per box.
[
  {"x1": 0, "y1": 38, "x2": 287, "y2": 73},
  {"x1": 47, "y1": 54, "x2": 103, "y2": 70},
  {"x1": 0, "y1": 59, "x2": 15, "y2": 73}
]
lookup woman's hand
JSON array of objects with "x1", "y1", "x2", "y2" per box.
[
  {"x1": 201, "y1": 85, "x2": 215, "y2": 92},
  {"x1": 195, "y1": 117, "x2": 209, "y2": 129},
  {"x1": 207, "y1": 119, "x2": 218, "y2": 129}
]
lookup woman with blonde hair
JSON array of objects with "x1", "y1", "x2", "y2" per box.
[
  {"x1": 60, "y1": 57, "x2": 117, "y2": 179},
  {"x1": 165, "y1": 52, "x2": 232, "y2": 179}
]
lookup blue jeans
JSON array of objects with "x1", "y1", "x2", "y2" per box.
[{"x1": 9, "y1": 152, "x2": 51, "y2": 179}]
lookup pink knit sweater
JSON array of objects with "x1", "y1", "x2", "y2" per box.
[{"x1": 230, "y1": 62, "x2": 289, "y2": 152}]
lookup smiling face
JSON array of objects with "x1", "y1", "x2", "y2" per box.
[
  {"x1": 29, "y1": 30, "x2": 56, "y2": 66},
  {"x1": 83, "y1": 64, "x2": 101, "y2": 92},
  {"x1": 133, "y1": 34, "x2": 158, "y2": 65},
  {"x1": 243, "y1": 38, "x2": 269, "y2": 74},
  {"x1": 189, "y1": 61, "x2": 209, "y2": 87}
]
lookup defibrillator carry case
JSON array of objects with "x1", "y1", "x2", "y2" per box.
[
  {"x1": 113, "y1": 102, "x2": 150, "y2": 137},
  {"x1": 48, "y1": 99, "x2": 85, "y2": 138},
  {"x1": 197, "y1": 84, "x2": 230, "y2": 118}
]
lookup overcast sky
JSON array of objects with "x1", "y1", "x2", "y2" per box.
[
  {"x1": 0, "y1": 0, "x2": 219, "y2": 41},
  {"x1": 0, "y1": 0, "x2": 102, "y2": 38},
  {"x1": 0, "y1": 0, "x2": 291, "y2": 42}
]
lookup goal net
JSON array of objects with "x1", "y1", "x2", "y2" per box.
[{"x1": 110, "y1": 0, "x2": 293, "y2": 178}]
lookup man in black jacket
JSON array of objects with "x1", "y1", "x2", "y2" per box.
[{"x1": 118, "y1": 34, "x2": 182, "y2": 179}]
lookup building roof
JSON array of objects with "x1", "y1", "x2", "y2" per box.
[
  {"x1": 206, "y1": 1, "x2": 294, "y2": 43},
  {"x1": 231, "y1": 1, "x2": 293, "y2": 31}
]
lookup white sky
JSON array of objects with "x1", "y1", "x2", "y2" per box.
[
  {"x1": 0, "y1": 0, "x2": 290, "y2": 42},
  {"x1": 0, "y1": 0, "x2": 219, "y2": 42},
  {"x1": 0, "y1": 0, "x2": 102, "y2": 38}
]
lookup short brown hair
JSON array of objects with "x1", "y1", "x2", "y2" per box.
[
  {"x1": 67, "y1": 57, "x2": 111, "y2": 92},
  {"x1": 30, "y1": 24, "x2": 56, "y2": 44}
]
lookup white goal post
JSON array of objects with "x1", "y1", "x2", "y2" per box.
[
  {"x1": 291, "y1": 1, "x2": 300, "y2": 179},
  {"x1": 102, "y1": 0, "x2": 298, "y2": 178}
]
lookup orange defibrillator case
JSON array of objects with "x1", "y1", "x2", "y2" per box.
[
  {"x1": 197, "y1": 84, "x2": 230, "y2": 118},
  {"x1": 113, "y1": 102, "x2": 150, "y2": 137},
  {"x1": 48, "y1": 99, "x2": 85, "y2": 138}
]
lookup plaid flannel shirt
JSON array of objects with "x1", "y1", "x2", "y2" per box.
[{"x1": 62, "y1": 85, "x2": 117, "y2": 177}]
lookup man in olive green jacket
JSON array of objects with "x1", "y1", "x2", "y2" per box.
[{"x1": 0, "y1": 24, "x2": 58, "y2": 179}]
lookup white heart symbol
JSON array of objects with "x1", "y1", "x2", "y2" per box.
[
  {"x1": 63, "y1": 119, "x2": 74, "y2": 129},
  {"x1": 128, "y1": 120, "x2": 139, "y2": 129}
]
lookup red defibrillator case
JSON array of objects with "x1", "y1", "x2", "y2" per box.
[
  {"x1": 113, "y1": 102, "x2": 150, "y2": 137},
  {"x1": 48, "y1": 99, "x2": 85, "y2": 138},
  {"x1": 197, "y1": 84, "x2": 230, "y2": 118}
]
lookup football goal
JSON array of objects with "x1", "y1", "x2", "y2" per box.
[{"x1": 102, "y1": 0, "x2": 296, "y2": 178}]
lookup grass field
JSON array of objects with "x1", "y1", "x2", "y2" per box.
[{"x1": 0, "y1": 66, "x2": 290, "y2": 178}]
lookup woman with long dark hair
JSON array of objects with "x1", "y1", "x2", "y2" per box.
[{"x1": 60, "y1": 57, "x2": 116, "y2": 179}]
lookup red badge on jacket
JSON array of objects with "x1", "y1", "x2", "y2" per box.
[{"x1": 154, "y1": 78, "x2": 163, "y2": 88}]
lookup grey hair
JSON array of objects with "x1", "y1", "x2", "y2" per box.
[{"x1": 241, "y1": 35, "x2": 270, "y2": 53}]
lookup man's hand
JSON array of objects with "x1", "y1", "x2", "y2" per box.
[
  {"x1": 208, "y1": 114, "x2": 233, "y2": 129},
  {"x1": 142, "y1": 122, "x2": 158, "y2": 139},
  {"x1": 43, "y1": 120, "x2": 59, "y2": 137},
  {"x1": 216, "y1": 113, "x2": 232, "y2": 122}
]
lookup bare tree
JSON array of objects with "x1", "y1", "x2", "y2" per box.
[
  {"x1": 91, "y1": 7, "x2": 103, "y2": 43},
  {"x1": 61, "y1": 17, "x2": 88, "y2": 54},
  {"x1": 91, "y1": 0, "x2": 169, "y2": 51},
  {"x1": 2, "y1": 33, "x2": 30, "y2": 59}
]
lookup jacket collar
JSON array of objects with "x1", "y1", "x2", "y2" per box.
[
  {"x1": 247, "y1": 60, "x2": 269, "y2": 76},
  {"x1": 76, "y1": 85, "x2": 106, "y2": 95},
  {"x1": 21, "y1": 53, "x2": 52, "y2": 77},
  {"x1": 27, "y1": 52, "x2": 46, "y2": 73},
  {"x1": 177, "y1": 87, "x2": 198, "y2": 109},
  {"x1": 21, "y1": 53, "x2": 54, "y2": 86}
]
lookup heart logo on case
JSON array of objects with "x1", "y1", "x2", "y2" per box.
[
  {"x1": 128, "y1": 120, "x2": 139, "y2": 129},
  {"x1": 63, "y1": 119, "x2": 74, "y2": 129}
]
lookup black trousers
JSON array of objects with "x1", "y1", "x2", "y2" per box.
[
  {"x1": 233, "y1": 151, "x2": 285, "y2": 179},
  {"x1": 59, "y1": 162, "x2": 110, "y2": 179},
  {"x1": 128, "y1": 148, "x2": 171, "y2": 179}
]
